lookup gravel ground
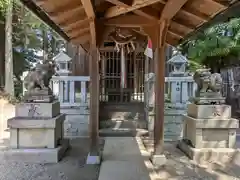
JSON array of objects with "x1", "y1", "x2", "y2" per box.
[
  {"x1": 142, "y1": 138, "x2": 240, "y2": 180},
  {"x1": 0, "y1": 138, "x2": 104, "y2": 180}
]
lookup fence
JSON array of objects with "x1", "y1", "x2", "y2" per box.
[
  {"x1": 50, "y1": 76, "x2": 90, "y2": 108},
  {"x1": 221, "y1": 66, "x2": 240, "y2": 115}
]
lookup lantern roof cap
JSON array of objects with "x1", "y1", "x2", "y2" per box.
[{"x1": 53, "y1": 51, "x2": 71, "y2": 62}]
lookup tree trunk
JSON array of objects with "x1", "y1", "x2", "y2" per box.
[
  {"x1": 5, "y1": 0, "x2": 14, "y2": 96},
  {"x1": 43, "y1": 28, "x2": 48, "y2": 62}
]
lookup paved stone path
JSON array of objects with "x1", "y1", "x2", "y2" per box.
[{"x1": 98, "y1": 137, "x2": 157, "y2": 180}]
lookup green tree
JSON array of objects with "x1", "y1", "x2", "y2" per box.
[{"x1": 179, "y1": 18, "x2": 240, "y2": 72}]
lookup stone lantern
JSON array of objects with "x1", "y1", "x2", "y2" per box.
[
  {"x1": 167, "y1": 54, "x2": 189, "y2": 104},
  {"x1": 52, "y1": 52, "x2": 72, "y2": 100},
  {"x1": 53, "y1": 51, "x2": 72, "y2": 76},
  {"x1": 167, "y1": 54, "x2": 188, "y2": 77}
]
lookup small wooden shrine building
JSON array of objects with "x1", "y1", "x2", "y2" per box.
[{"x1": 20, "y1": 0, "x2": 240, "y2": 164}]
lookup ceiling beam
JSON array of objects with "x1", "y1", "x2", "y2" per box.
[
  {"x1": 51, "y1": 6, "x2": 84, "y2": 22},
  {"x1": 70, "y1": 33, "x2": 91, "y2": 45},
  {"x1": 160, "y1": 0, "x2": 189, "y2": 20},
  {"x1": 104, "y1": 0, "x2": 161, "y2": 18},
  {"x1": 68, "y1": 27, "x2": 90, "y2": 38},
  {"x1": 63, "y1": 18, "x2": 90, "y2": 32}
]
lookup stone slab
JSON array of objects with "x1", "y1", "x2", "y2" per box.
[
  {"x1": 15, "y1": 101, "x2": 60, "y2": 118},
  {"x1": 177, "y1": 140, "x2": 240, "y2": 165},
  {"x1": 183, "y1": 115, "x2": 239, "y2": 129},
  {"x1": 191, "y1": 96, "x2": 225, "y2": 105},
  {"x1": 98, "y1": 137, "x2": 156, "y2": 180},
  {"x1": 0, "y1": 139, "x2": 69, "y2": 163},
  {"x1": 8, "y1": 113, "x2": 65, "y2": 129},
  {"x1": 24, "y1": 94, "x2": 54, "y2": 103},
  {"x1": 151, "y1": 154, "x2": 167, "y2": 167},
  {"x1": 98, "y1": 161, "x2": 152, "y2": 180},
  {"x1": 187, "y1": 104, "x2": 231, "y2": 119}
]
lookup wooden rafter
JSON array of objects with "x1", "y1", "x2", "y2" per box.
[
  {"x1": 153, "y1": 1, "x2": 209, "y2": 21},
  {"x1": 104, "y1": 0, "x2": 161, "y2": 18},
  {"x1": 80, "y1": 0, "x2": 96, "y2": 45}
]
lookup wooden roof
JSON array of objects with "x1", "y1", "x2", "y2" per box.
[{"x1": 21, "y1": 0, "x2": 240, "y2": 50}]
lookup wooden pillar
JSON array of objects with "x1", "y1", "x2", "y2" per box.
[
  {"x1": 134, "y1": 51, "x2": 138, "y2": 94},
  {"x1": 89, "y1": 46, "x2": 99, "y2": 155},
  {"x1": 154, "y1": 20, "x2": 168, "y2": 156}
]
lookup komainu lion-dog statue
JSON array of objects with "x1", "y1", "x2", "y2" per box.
[
  {"x1": 193, "y1": 68, "x2": 223, "y2": 97},
  {"x1": 23, "y1": 61, "x2": 57, "y2": 93}
]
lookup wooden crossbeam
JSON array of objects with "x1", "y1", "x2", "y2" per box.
[{"x1": 104, "y1": 0, "x2": 161, "y2": 18}]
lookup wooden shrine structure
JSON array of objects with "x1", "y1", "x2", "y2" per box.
[{"x1": 20, "y1": 0, "x2": 240, "y2": 165}]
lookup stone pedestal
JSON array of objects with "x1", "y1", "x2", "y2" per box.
[
  {"x1": 5, "y1": 100, "x2": 69, "y2": 163},
  {"x1": 164, "y1": 108, "x2": 186, "y2": 141},
  {"x1": 178, "y1": 103, "x2": 239, "y2": 164}
]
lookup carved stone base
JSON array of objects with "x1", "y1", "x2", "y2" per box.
[
  {"x1": 183, "y1": 115, "x2": 238, "y2": 148},
  {"x1": 7, "y1": 114, "x2": 65, "y2": 149},
  {"x1": 177, "y1": 140, "x2": 239, "y2": 165},
  {"x1": 15, "y1": 101, "x2": 60, "y2": 118},
  {"x1": 187, "y1": 104, "x2": 231, "y2": 119}
]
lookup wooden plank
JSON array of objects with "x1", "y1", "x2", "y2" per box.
[
  {"x1": 63, "y1": 18, "x2": 90, "y2": 32},
  {"x1": 160, "y1": 0, "x2": 189, "y2": 20},
  {"x1": 104, "y1": 0, "x2": 161, "y2": 18},
  {"x1": 51, "y1": 6, "x2": 84, "y2": 23},
  {"x1": 104, "y1": 14, "x2": 156, "y2": 27},
  {"x1": 68, "y1": 27, "x2": 89, "y2": 38}
]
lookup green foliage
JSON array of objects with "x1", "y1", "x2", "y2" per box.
[
  {"x1": 179, "y1": 18, "x2": 240, "y2": 71},
  {"x1": 0, "y1": 0, "x2": 66, "y2": 97}
]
